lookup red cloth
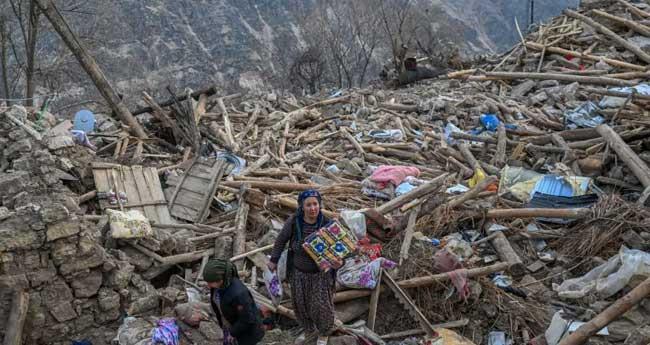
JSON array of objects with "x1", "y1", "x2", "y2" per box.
[
  {"x1": 357, "y1": 237, "x2": 382, "y2": 260},
  {"x1": 447, "y1": 268, "x2": 470, "y2": 301},
  {"x1": 370, "y1": 165, "x2": 421, "y2": 189}
]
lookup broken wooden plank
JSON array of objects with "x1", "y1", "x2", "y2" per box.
[
  {"x1": 490, "y1": 231, "x2": 525, "y2": 277},
  {"x1": 596, "y1": 124, "x2": 650, "y2": 188},
  {"x1": 233, "y1": 185, "x2": 250, "y2": 269},
  {"x1": 367, "y1": 269, "x2": 383, "y2": 331},
  {"x1": 375, "y1": 173, "x2": 450, "y2": 215},
  {"x1": 493, "y1": 123, "x2": 507, "y2": 168},
  {"x1": 168, "y1": 158, "x2": 227, "y2": 223},
  {"x1": 551, "y1": 133, "x2": 583, "y2": 175},
  {"x1": 399, "y1": 206, "x2": 421, "y2": 266}
]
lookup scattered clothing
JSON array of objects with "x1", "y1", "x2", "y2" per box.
[
  {"x1": 151, "y1": 318, "x2": 180, "y2": 345},
  {"x1": 369, "y1": 165, "x2": 421, "y2": 189}
]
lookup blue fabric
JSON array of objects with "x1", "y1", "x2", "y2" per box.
[
  {"x1": 72, "y1": 341, "x2": 92, "y2": 345},
  {"x1": 151, "y1": 318, "x2": 179, "y2": 345},
  {"x1": 480, "y1": 113, "x2": 500, "y2": 131}
]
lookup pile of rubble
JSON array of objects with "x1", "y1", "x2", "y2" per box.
[{"x1": 2, "y1": 0, "x2": 650, "y2": 345}]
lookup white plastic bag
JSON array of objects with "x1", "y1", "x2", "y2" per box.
[
  {"x1": 554, "y1": 246, "x2": 650, "y2": 299},
  {"x1": 107, "y1": 209, "x2": 153, "y2": 239},
  {"x1": 263, "y1": 267, "x2": 283, "y2": 305},
  {"x1": 340, "y1": 210, "x2": 366, "y2": 239}
]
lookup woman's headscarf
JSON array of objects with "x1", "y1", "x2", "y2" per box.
[
  {"x1": 294, "y1": 189, "x2": 326, "y2": 242},
  {"x1": 203, "y1": 259, "x2": 238, "y2": 288}
]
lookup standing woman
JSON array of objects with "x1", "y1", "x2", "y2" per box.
[
  {"x1": 267, "y1": 190, "x2": 336, "y2": 345},
  {"x1": 204, "y1": 259, "x2": 265, "y2": 345}
]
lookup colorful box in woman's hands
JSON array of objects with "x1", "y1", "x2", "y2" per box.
[{"x1": 303, "y1": 221, "x2": 357, "y2": 272}]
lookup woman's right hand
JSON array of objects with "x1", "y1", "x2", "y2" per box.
[{"x1": 267, "y1": 261, "x2": 277, "y2": 272}]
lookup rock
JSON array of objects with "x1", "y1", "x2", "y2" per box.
[
  {"x1": 511, "y1": 80, "x2": 537, "y2": 98},
  {"x1": 595, "y1": 60, "x2": 613, "y2": 71},
  {"x1": 59, "y1": 246, "x2": 106, "y2": 275},
  {"x1": 11, "y1": 156, "x2": 33, "y2": 171},
  {"x1": 74, "y1": 313, "x2": 95, "y2": 332},
  {"x1": 0, "y1": 171, "x2": 29, "y2": 199},
  {"x1": 27, "y1": 261, "x2": 58, "y2": 287},
  {"x1": 107, "y1": 261, "x2": 134, "y2": 289},
  {"x1": 71, "y1": 269, "x2": 103, "y2": 298},
  {"x1": 98, "y1": 288, "x2": 121, "y2": 312},
  {"x1": 51, "y1": 239, "x2": 79, "y2": 265},
  {"x1": 42, "y1": 278, "x2": 74, "y2": 305},
  {"x1": 121, "y1": 246, "x2": 154, "y2": 271},
  {"x1": 198, "y1": 321, "x2": 224, "y2": 340},
  {"x1": 621, "y1": 230, "x2": 647, "y2": 251},
  {"x1": 329, "y1": 336, "x2": 358, "y2": 345},
  {"x1": 529, "y1": 91, "x2": 548, "y2": 104},
  {"x1": 45, "y1": 135, "x2": 75, "y2": 150},
  {"x1": 6, "y1": 105, "x2": 28, "y2": 122},
  {"x1": 95, "y1": 307, "x2": 121, "y2": 324},
  {"x1": 4, "y1": 138, "x2": 32, "y2": 159},
  {"x1": 46, "y1": 220, "x2": 81, "y2": 241},
  {"x1": 0, "y1": 221, "x2": 43, "y2": 252},
  {"x1": 630, "y1": 36, "x2": 650, "y2": 54},
  {"x1": 625, "y1": 325, "x2": 650, "y2": 345},
  {"x1": 127, "y1": 292, "x2": 160, "y2": 315},
  {"x1": 539, "y1": 80, "x2": 560, "y2": 88},
  {"x1": 641, "y1": 232, "x2": 650, "y2": 241},
  {"x1": 40, "y1": 204, "x2": 70, "y2": 224},
  {"x1": 50, "y1": 302, "x2": 77, "y2": 322},
  {"x1": 0, "y1": 207, "x2": 13, "y2": 221}
]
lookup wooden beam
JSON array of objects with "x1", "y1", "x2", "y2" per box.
[
  {"x1": 596, "y1": 124, "x2": 650, "y2": 188},
  {"x1": 367, "y1": 269, "x2": 383, "y2": 331},
  {"x1": 526, "y1": 42, "x2": 645, "y2": 71},
  {"x1": 564, "y1": 9, "x2": 650, "y2": 63},
  {"x1": 493, "y1": 123, "x2": 507, "y2": 168},
  {"x1": 592, "y1": 9, "x2": 650, "y2": 37},
  {"x1": 375, "y1": 173, "x2": 450, "y2": 215},
  {"x1": 233, "y1": 185, "x2": 250, "y2": 269},
  {"x1": 484, "y1": 71, "x2": 636, "y2": 87},
  {"x1": 3, "y1": 290, "x2": 29, "y2": 345},
  {"x1": 34, "y1": 0, "x2": 147, "y2": 139},
  {"x1": 490, "y1": 231, "x2": 525, "y2": 277},
  {"x1": 399, "y1": 206, "x2": 421, "y2": 266},
  {"x1": 558, "y1": 276, "x2": 650, "y2": 345},
  {"x1": 551, "y1": 133, "x2": 583, "y2": 175},
  {"x1": 334, "y1": 262, "x2": 510, "y2": 303}
]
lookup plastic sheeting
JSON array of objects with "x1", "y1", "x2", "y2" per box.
[
  {"x1": 553, "y1": 246, "x2": 650, "y2": 299},
  {"x1": 599, "y1": 83, "x2": 650, "y2": 108},
  {"x1": 565, "y1": 101, "x2": 604, "y2": 129}
]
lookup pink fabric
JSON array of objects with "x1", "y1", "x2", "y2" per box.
[
  {"x1": 447, "y1": 268, "x2": 470, "y2": 301},
  {"x1": 369, "y1": 165, "x2": 421, "y2": 189}
]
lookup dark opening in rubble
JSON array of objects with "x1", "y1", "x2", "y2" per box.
[{"x1": 149, "y1": 265, "x2": 182, "y2": 289}]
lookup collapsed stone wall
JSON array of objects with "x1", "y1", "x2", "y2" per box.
[{"x1": 0, "y1": 106, "x2": 165, "y2": 345}]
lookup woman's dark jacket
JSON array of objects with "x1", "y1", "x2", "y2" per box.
[{"x1": 210, "y1": 278, "x2": 264, "y2": 345}]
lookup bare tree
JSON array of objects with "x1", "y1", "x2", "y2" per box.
[
  {"x1": 0, "y1": 15, "x2": 12, "y2": 103},
  {"x1": 289, "y1": 46, "x2": 325, "y2": 94}
]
